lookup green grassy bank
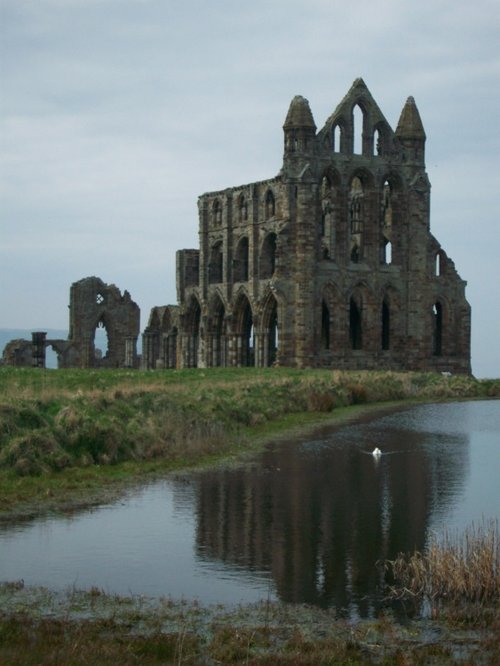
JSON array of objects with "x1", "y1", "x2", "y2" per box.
[{"x1": 0, "y1": 366, "x2": 498, "y2": 520}]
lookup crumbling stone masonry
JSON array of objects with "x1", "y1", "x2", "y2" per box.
[
  {"x1": 2, "y1": 277, "x2": 140, "y2": 369},
  {"x1": 66, "y1": 277, "x2": 140, "y2": 368},
  {"x1": 144, "y1": 79, "x2": 471, "y2": 373}
]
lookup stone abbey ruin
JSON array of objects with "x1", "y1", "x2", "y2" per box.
[
  {"x1": 3, "y1": 80, "x2": 471, "y2": 373},
  {"x1": 2, "y1": 277, "x2": 140, "y2": 369}
]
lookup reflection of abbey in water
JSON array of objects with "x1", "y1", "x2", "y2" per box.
[
  {"x1": 194, "y1": 423, "x2": 469, "y2": 615},
  {"x1": 2, "y1": 79, "x2": 471, "y2": 372}
]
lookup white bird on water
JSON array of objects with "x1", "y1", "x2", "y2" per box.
[{"x1": 372, "y1": 447, "x2": 382, "y2": 457}]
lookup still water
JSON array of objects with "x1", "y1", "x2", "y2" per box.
[{"x1": 1, "y1": 400, "x2": 499, "y2": 617}]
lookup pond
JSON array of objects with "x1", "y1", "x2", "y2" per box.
[{"x1": 1, "y1": 400, "x2": 499, "y2": 618}]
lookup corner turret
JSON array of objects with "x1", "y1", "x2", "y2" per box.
[
  {"x1": 396, "y1": 96, "x2": 426, "y2": 165},
  {"x1": 283, "y1": 95, "x2": 316, "y2": 157}
]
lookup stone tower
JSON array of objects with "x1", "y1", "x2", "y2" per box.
[{"x1": 144, "y1": 79, "x2": 471, "y2": 373}]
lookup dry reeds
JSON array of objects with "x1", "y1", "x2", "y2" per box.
[{"x1": 385, "y1": 519, "x2": 499, "y2": 618}]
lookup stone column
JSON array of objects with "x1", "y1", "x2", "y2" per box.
[
  {"x1": 31, "y1": 332, "x2": 47, "y2": 368},
  {"x1": 124, "y1": 337, "x2": 135, "y2": 368},
  {"x1": 141, "y1": 331, "x2": 157, "y2": 370}
]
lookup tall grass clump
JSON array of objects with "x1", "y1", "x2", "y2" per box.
[{"x1": 385, "y1": 519, "x2": 499, "y2": 623}]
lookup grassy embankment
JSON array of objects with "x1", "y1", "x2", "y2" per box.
[{"x1": 0, "y1": 366, "x2": 499, "y2": 519}]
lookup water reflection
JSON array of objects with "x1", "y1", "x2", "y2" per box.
[
  {"x1": 0, "y1": 401, "x2": 498, "y2": 617},
  {"x1": 194, "y1": 404, "x2": 471, "y2": 615}
]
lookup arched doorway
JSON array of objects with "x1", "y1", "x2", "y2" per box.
[
  {"x1": 209, "y1": 295, "x2": 226, "y2": 367},
  {"x1": 94, "y1": 317, "x2": 110, "y2": 364},
  {"x1": 261, "y1": 294, "x2": 278, "y2": 366},
  {"x1": 233, "y1": 295, "x2": 254, "y2": 367}
]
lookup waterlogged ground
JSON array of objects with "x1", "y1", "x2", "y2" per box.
[{"x1": 1, "y1": 581, "x2": 498, "y2": 665}]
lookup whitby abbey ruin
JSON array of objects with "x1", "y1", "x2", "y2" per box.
[{"x1": 3, "y1": 80, "x2": 471, "y2": 373}]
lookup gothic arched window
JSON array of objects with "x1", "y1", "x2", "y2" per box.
[
  {"x1": 265, "y1": 189, "x2": 275, "y2": 219},
  {"x1": 212, "y1": 199, "x2": 222, "y2": 226}
]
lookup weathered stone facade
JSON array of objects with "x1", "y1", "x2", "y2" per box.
[
  {"x1": 145, "y1": 79, "x2": 471, "y2": 373},
  {"x1": 2, "y1": 277, "x2": 140, "y2": 369},
  {"x1": 66, "y1": 277, "x2": 140, "y2": 368}
]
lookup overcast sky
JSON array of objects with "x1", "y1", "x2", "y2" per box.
[{"x1": 1, "y1": 0, "x2": 499, "y2": 377}]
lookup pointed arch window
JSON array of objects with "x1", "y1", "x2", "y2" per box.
[
  {"x1": 382, "y1": 240, "x2": 392, "y2": 264},
  {"x1": 321, "y1": 300, "x2": 330, "y2": 350},
  {"x1": 208, "y1": 241, "x2": 223, "y2": 283},
  {"x1": 321, "y1": 174, "x2": 332, "y2": 196},
  {"x1": 212, "y1": 199, "x2": 222, "y2": 226},
  {"x1": 349, "y1": 297, "x2": 362, "y2": 350},
  {"x1": 433, "y1": 302, "x2": 443, "y2": 356},
  {"x1": 382, "y1": 300, "x2": 390, "y2": 350},
  {"x1": 320, "y1": 204, "x2": 327, "y2": 237},
  {"x1": 265, "y1": 190, "x2": 275, "y2": 218},
  {"x1": 350, "y1": 243, "x2": 360, "y2": 263},
  {"x1": 238, "y1": 195, "x2": 248, "y2": 223},
  {"x1": 260, "y1": 233, "x2": 277, "y2": 279},
  {"x1": 350, "y1": 177, "x2": 363, "y2": 262},
  {"x1": 350, "y1": 177, "x2": 363, "y2": 233},
  {"x1": 320, "y1": 174, "x2": 335, "y2": 259},
  {"x1": 332, "y1": 124, "x2": 342, "y2": 153},
  {"x1": 381, "y1": 180, "x2": 393, "y2": 264},
  {"x1": 353, "y1": 104, "x2": 364, "y2": 155},
  {"x1": 435, "y1": 251, "x2": 445, "y2": 277},
  {"x1": 265, "y1": 189, "x2": 275, "y2": 219},
  {"x1": 234, "y1": 237, "x2": 249, "y2": 282}
]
